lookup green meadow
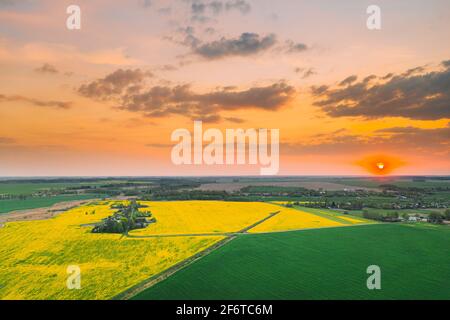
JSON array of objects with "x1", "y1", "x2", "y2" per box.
[
  {"x1": 0, "y1": 194, "x2": 103, "y2": 214},
  {"x1": 133, "y1": 224, "x2": 450, "y2": 300}
]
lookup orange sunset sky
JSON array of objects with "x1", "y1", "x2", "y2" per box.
[{"x1": 0, "y1": 0, "x2": 449, "y2": 176}]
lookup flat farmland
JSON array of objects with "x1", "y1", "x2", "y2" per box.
[
  {"x1": 129, "y1": 201, "x2": 281, "y2": 236},
  {"x1": 196, "y1": 181, "x2": 377, "y2": 192},
  {"x1": 0, "y1": 201, "x2": 222, "y2": 299},
  {"x1": 248, "y1": 207, "x2": 345, "y2": 233},
  {"x1": 0, "y1": 194, "x2": 104, "y2": 214},
  {"x1": 132, "y1": 224, "x2": 450, "y2": 300}
]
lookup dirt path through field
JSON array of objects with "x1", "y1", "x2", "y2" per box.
[{"x1": 114, "y1": 235, "x2": 237, "y2": 300}]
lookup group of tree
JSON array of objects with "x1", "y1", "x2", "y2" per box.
[{"x1": 92, "y1": 200, "x2": 156, "y2": 235}]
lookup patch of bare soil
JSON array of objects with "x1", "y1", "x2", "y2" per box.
[{"x1": 0, "y1": 199, "x2": 98, "y2": 225}]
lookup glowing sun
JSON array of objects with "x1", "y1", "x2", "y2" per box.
[
  {"x1": 376, "y1": 162, "x2": 385, "y2": 170},
  {"x1": 357, "y1": 155, "x2": 404, "y2": 175}
]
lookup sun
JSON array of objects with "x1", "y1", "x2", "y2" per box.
[
  {"x1": 376, "y1": 162, "x2": 385, "y2": 170},
  {"x1": 357, "y1": 155, "x2": 405, "y2": 175}
]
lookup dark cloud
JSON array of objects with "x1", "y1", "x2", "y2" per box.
[
  {"x1": 285, "y1": 40, "x2": 308, "y2": 53},
  {"x1": 0, "y1": 94, "x2": 71, "y2": 109},
  {"x1": 225, "y1": 116, "x2": 245, "y2": 123},
  {"x1": 282, "y1": 123, "x2": 450, "y2": 156},
  {"x1": 311, "y1": 60, "x2": 450, "y2": 120},
  {"x1": 339, "y1": 75, "x2": 357, "y2": 86},
  {"x1": 78, "y1": 70, "x2": 295, "y2": 121},
  {"x1": 140, "y1": 0, "x2": 152, "y2": 8},
  {"x1": 173, "y1": 27, "x2": 307, "y2": 61},
  {"x1": 35, "y1": 63, "x2": 58, "y2": 74},
  {"x1": 402, "y1": 65, "x2": 426, "y2": 77},
  {"x1": 158, "y1": 64, "x2": 178, "y2": 71},
  {"x1": 193, "y1": 32, "x2": 277, "y2": 59},
  {"x1": 190, "y1": 0, "x2": 250, "y2": 21},
  {"x1": 120, "y1": 82, "x2": 294, "y2": 118},
  {"x1": 362, "y1": 75, "x2": 377, "y2": 84},
  {"x1": 376, "y1": 124, "x2": 450, "y2": 148},
  {"x1": 225, "y1": 0, "x2": 251, "y2": 14},
  {"x1": 295, "y1": 67, "x2": 316, "y2": 79},
  {"x1": 310, "y1": 85, "x2": 329, "y2": 95},
  {"x1": 192, "y1": 2, "x2": 206, "y2": 14},
  {"x1": 196, "y1": 114, "x2": 222, "y2": 123},
  {"x1": 176, "y1": 26, "x2": 201, "y2": 48},
  {"x1": 78, "y1": 69, "x2": 153, "y2": 98}
]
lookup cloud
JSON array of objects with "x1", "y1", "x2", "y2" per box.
[
  {"x1": 196, "y1": 114, "x2": 222, "y2": 123},
  {"x1": 34, "y1": 63, "x2": 58, "y2": 74},
  {"x1": 140, "y1": 0, "x2": 152, "y2": 8},
  {"x1": 311, "y1": 60, "x2": 450, "y2": 120},
  {"x1": 0, "y1": 94, "x2": 71, "y2": 109},
  {"x1": 189, "y1": 0, "x2": 251, "y2": 22},
  {"x1": 284, "y1": 40, "x2": 308, "y2": 53},
  {"x1": 78, "y1": 69, "x2": 295, "y2": 121},
  {"x1": 193, "y1": 32, "x2": 277, "y2": 59},
  {"x1": 78, "y1": 69, "x2": 153, "y2": 98},
  {"x1": 225, "y1": 116, "x2": 245, "y2": 123},
  {"x1": 282, "y1": 123, "x2": 450, "y2": 157},
  {"x1": 339, "y1": 75, "x2": 357, "y2": 86},
  {"x1": 173, "y1": 27, "x2": 308, "y2": 62},
  {"x1": 120, "y1": 82, "x2": 294, "y2": 119},
  {"x1": 295, "y1": 67, "x2": 316, "y2": 79},
  {"x1": 375, "y1": 124, "x2": 450, "y2": 149},
  {"x1": 225, "y1": 0, "x2": 251, "y2": 14}
]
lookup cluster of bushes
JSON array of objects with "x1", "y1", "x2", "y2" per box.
[
  {"x1": 362, "y1": 209, "x2": 450, "y2": 223},
  {"x1": 92, "y1": 200, "x2": 156, "y2": 234},
  {"x1": 362, "y1": 210, "x2": 401, "y2": 222}
]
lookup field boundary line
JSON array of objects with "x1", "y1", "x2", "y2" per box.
[
  {"x1": 126, "y1": 211, "x2": 281, "y2": 239},
  {"x1": 113, "y1": 235, "x2": 237, "y2": 300},
  {"x1": 114, "y1": 211, "x2": 281, "y2": 300},
  {"x1": 246, "y1": 222, "x2": 380, "y2": 235}
]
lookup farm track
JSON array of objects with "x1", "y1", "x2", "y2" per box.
[
  {"x1": 113, "y1": 235, "x2": 237, "y2": 300},
  {"x1": 114, "y1": 211, "x2": 280, "y2": 300},
  {"x1": 119, "y1": 222, "x2": 377, "y2": 299}
]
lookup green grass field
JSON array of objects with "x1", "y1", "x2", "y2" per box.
[
  {"x1": 132, "y1": 224, "x2": 450, "y2": 300},
  {"x1": 0, "y1": 194, "x2": 104, "y2": 214},
  {"x1": 0, "y1": 180, "x2": 146, "y2": 196}
]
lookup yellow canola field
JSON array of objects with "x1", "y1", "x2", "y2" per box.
[
  {"x1": 130, "y1": 201, "x2": 277, "y2": 236},
  {"x1": 249, "y1": 207, "x2": 344, "y2": 233},
  {"x1": 0, "y1": 201, "x2": 222, "y2": 300}
]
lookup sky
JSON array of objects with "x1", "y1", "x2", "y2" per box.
[{"x1": 0, "y1": 0, "x2": 449, "y2": 176}]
